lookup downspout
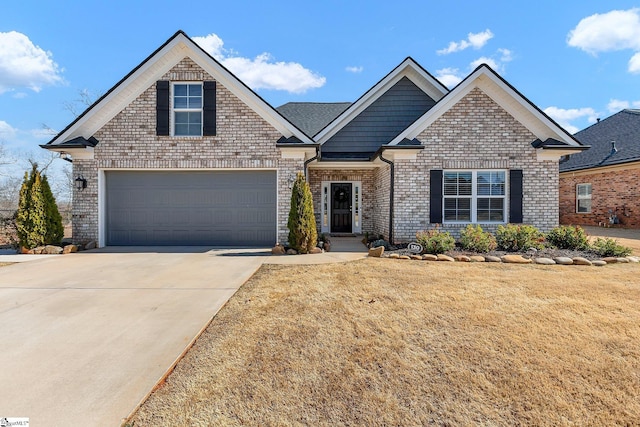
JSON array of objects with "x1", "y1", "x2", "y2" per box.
[
  {"x1": 378, "y1": 152, "x2": 394, "y2": 244},
  {"x1": 303, "y1": 147, "x2": 319, "y2": 181}
]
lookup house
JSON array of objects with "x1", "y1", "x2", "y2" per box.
[
  {"x1": 559, "y1": 109, "x2": 640, "y2": 228},
  {"x1": 42, "y1": 30, "x2": 586, "y2": 247}
]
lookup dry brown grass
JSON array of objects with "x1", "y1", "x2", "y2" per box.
[
  {"x1": 130, "y1": 259, "x2": 640, "y2": 426},
  {"x1": 0, "y1": 262, "x2": 13, "y2": 268}
]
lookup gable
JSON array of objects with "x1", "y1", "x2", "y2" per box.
[
  {"x1": 44, "y1": 31, "x2": 312, "y2": 151},
  {"x1": 321, "y1": 77, "x2": 436, "y2": 156}
]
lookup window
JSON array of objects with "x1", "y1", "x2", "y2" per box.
[
  {"x1": 576, "y1": 183, "x2": 592, "y2": 213},
  {"x1": 173, "y1": 83, "x2": 202, "y2": 136},
  {"x1": 443, "y1": 170, "x2": 506, "y2": 223}
]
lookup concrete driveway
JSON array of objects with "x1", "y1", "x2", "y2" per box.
[{"x1": 0, "y1": 247, "x2": 270, "y2": 426}]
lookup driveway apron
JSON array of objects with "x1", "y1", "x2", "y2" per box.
[{"x1": 0, "y1": 248, "x2": 268, "y2": 426}]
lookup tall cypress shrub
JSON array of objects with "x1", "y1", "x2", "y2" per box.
[
  {"x1": 287, "y1": 172, "x2": 317, "y2": 253},
  {"x1": 16, "y1": 164, "x2": 64, "y2": 248}
]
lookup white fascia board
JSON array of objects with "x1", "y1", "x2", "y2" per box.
[
  {"x1": 315, "y1": 58, "x2": 448, "y2": 144},
  {"x1": 45, "y1": 146, "x2": 94, "y2": 160},
  {"x1": 381, "y1": 147, "x2": 422, "y2": 160},
  {"x1": 50, "y1": 33, "x2": 312, "y2": 146},
  {"x1": 309, "y1": 161, "x2": 380, "y2": 170},
  {"x1": 536, "y1": 147, "x2": 587, "y2": 161},
  {"x1": 279, "y1": 146, "x2": 317, "y2": 160},
  {"x1": 389, "y1": 66, "x2": 580, "y2": 147}
]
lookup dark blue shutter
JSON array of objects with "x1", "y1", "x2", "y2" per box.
[
  {"x1": 509, "y1": 169, "x2": 523, "y2": 223},
  {"x1": 430, "y1": 170, "x2": 443, "y2": 223},
  {"x1": 156, "y1": 80, "x2": 170, "y2": 136},
  {"x1": 203, "y1": 81, "x2": 216, "y2": 136}
]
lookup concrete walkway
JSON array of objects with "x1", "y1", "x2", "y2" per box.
[{"x1": 0, "y1": 241, "x2": 368, "y2": 426}]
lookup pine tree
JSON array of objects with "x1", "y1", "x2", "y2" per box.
[
  {"x1": 287, "y1": 172, "x2": 317, "y2": 253},
  {"x1": 15, "y1": 164, "x2": 64, "y2": 248}
]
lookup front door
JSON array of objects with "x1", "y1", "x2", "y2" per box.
[{"x1": 331, "y1": 183, "x2": 352, "y2": 233}]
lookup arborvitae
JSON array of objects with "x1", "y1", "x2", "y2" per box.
[
  {"x1": 15, "y1": 164, "x2": 64, "y2": 248},
  {"x1": 287, "y1": 172, "x2": 317, "y2": 253}
]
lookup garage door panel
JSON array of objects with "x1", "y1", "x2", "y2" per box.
[{"x1": 106, "y1": 171, "x2": 276, "y2": 246}]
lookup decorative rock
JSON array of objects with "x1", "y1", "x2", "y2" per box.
[
  {"x1": 20, "y1": 246, "x2": 30, "y2": 254},
  {"x1": 31, "y1": 246, "x2": 45, "y2": 255},
  {"x1": 410, "y1": 254, "x2": 422, "y2": 260},
  {"x1": 389, "y1": 253, "x2": 400, "y2": 259},
  {"x1": 572, "y1": 257, "x2": 592, "y2": 266},
  {"x1": 553, "y1": 257, "x2": 574, "y2": 265},
  {"x1": 368, "y1": 246, "x2": 384, "y2": 257},
  {"x1": 323, "y1": 242, "x2": 331, "y2": 252},
  {"x1": 592, "y1": 260, "x2": 607, "y2": 266},
  {"x1": 399, "y1": 255, "x2": 411, "y2": 260},
  {"x1": 286, "y1": 248, "x2": 298, "y2": 255},
  {"x1": 617, "y1": 257, "x2": 630, "y2": 263},
  {"x1": 501, "y1": 254, "x2": 532, "y2": 264},
  {"x1": 62, "y1": 244, "x2": 78, "y2": 254},
  {"x1": 469, "y1": 255, "x2": 485, "y2": 262},
  {"x1": 309, "y1": 247, "x2": 323, "y2": 254},
  {"x1": 485, "y1": 255, "x2": 502, "y2": 263},
  {"x1": 453, "y1": 255, "x2": 471, "y2": 262},
  {"x1": 422, "y1": 254, "x2": 438, "y2": 261},
  {"x1": 437, "y1": 254, "x2": 455, "y2": 262},
  {"x1": 602, "y1": 257, "x2": 618, "y2": 264},
  {"x1": 271, "y1": 245, "x2": 286, "y2": 255},
  {"x1": 43, "y1": 245, "x2": 63, "y2": 255},
  {"x1": 535, "y1": 257, "x2": 556, "y2": 265},
  {"x1": 85, "y1": 241, "x2": 97, "y2": 250},
  {"x1": 626, "y1": 256, "x2": 639, "y2": 263}
]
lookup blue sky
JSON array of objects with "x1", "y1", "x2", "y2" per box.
[{"x1": 1, "y1": 0, "x2": 639, "y2": 166}]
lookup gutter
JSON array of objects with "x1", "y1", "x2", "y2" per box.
[{"x1": 303, "y1": 147, "x2": 319, "y2": 181}]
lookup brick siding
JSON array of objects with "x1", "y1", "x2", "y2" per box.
[
  {"x1": 560, "y1": 165, "x2": 640, "y2": 228},
  {"x1": 72, "y1": 58, "x2": 303, "y2": 245}
]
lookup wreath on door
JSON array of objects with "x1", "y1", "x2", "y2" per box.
[{"x1": 334, "y1": 189, "x2": 348, "y2": 203}]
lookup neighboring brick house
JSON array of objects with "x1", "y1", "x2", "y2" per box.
[
  {"x1": 559, "y1": 109, "x2": 640, "y2": 228},
  {"x1": 43, "y1": 31, "x2": 586, "y2": 247}
]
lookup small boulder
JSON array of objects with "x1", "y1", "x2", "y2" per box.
[
  {"x1": 437, "y1": 254, "x2": 455, "y2": 262},
  {"x1": 389, "y1": 253, "x2": 400, "y2": 259},
  {"x1": 592, "y1": 260, "x2": 607, "y2": 266},
  {"x1": 617, "y1": 257, "x2": 630, "y2": 263},
  {"x1": 85, "y1": 241, "x2": 97, "y2": 250},
  {"x1": 453, "y1": 255, "x2": 471, "y2": 262},
  {"x1": 535, "y1": 257, "x2": 556, "y2": 265},
  {"x1": 399, "y1": 255, "x2": 411, "y2": 260},
  {"x1": 501, "y1": 255, "x2": 532, "y2": 264},
  {"x1": 20, "y1": 246, "x2": 30, "y2": 254},
  {"x1": 422, "y1": 254, "x2": 438, "y2": 261},
  {"x1": 323, "y1": 242, "x2": 331, "y2": 252},
  {"x1": 553, "y1": 257, "x2": 574, "y2": 265},
  {"x1": 469, "y1": 255, "x2": 485, "y2": 262},
  {"x1": 368, "y1": 246, "x2": 384, "y2": 258},
  {"x1": 485, "y1": 255, "x2": 502, "y2": 263},
  {"x1": 63, "y1": 244, "x2": 78, "y2": 254},
  {"x1": 572, "y1": 257, "x2": 592, "y2": 266},
  {"x1": 271, "y1": 245, "x2": 286, "y2": 255},
  {"x1": 286, "y1": 248, "x2": 298, "y2": 255},
  {"x1": 410, "y1": 254, "x2": 422, "y2": 260},
  {"x1": 309, "y1": 247, "x2": 323, "y2": 254},
  {"x1": 626, "y1": 256, "x2": 639, "y2": 263},
  {"x1": 32, "y1": 246, "x2": 45, "y2": 255},
  {"x1": 43, "y1": 245, "x2": 63, "y2": 255},
  {"x1": 602, "y1": 257, "x2": 618, "y2": 264}
]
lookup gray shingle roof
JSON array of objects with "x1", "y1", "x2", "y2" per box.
[
  {"x1": 561, "y1": 109, "x2": 640, "y2": 172},
  {"x1": 276, "y1": 102, "x2": 351, "y2": 137}
]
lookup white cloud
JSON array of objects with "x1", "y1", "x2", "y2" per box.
[
  {"x1": 345, "y1": 66, "x2": 363, "y2": 73},
  {"x1": 470, "y1": 57, "x2": 499, "y2": 70},
  {"x1": 629, "y1": 52, "x2": 640, "y2": 73},
  {"x1": 567, "y1": 8, "x2": 640, "y2": 54},
  {"x1": 0, "y1": 120, "x2": 17, "y2": 139},
  {"x1": 544, "y1": 106, "x2": 599, "y2": 134},
  {"x1": 194, "y1": 33, "x2": 325, "y2": 94},
  {"x1": 435, "y1": 68, "x2": 463, "y2": 88},
  {"x1": 607, "y1": 98, "x2": 640, "y2": 112},
  {"x1": 0, "y1": 31, "x2": 64, "y2": 94},
  {"x1": 437, "y1": 29, "x2": 494, "y2": 55},
  {"x1": 568, "y1": 8, "x2": 640, "y2": 74},
  {"x1": 498, "y1": 48, "x2": 513, "y2": 62}
]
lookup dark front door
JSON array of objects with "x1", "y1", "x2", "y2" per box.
[{"x1": 331, "y1": 183, "x2": 352, "y2": 233}]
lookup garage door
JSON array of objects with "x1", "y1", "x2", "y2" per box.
[{"x1": 106, "y1": 171, "x2": 276, "y2": 246}]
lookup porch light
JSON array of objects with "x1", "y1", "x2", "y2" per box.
[{"x1": 75, "y1": 175, "x2": 87, "y2": 191}]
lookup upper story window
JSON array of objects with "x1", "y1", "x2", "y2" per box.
[
  {"x1": 443, "y1": 170, "x2": 506, "y2": 223},
  {"x1": 576, "y1": 183, "x2": 592, "y2": 213},
  {"x1": 173, "y1": 83, "x2": 202, "y2": 136}
]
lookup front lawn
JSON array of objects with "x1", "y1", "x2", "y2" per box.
[{"x1": 129, "y1": 259, "x2": 640, "y2": 426}]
